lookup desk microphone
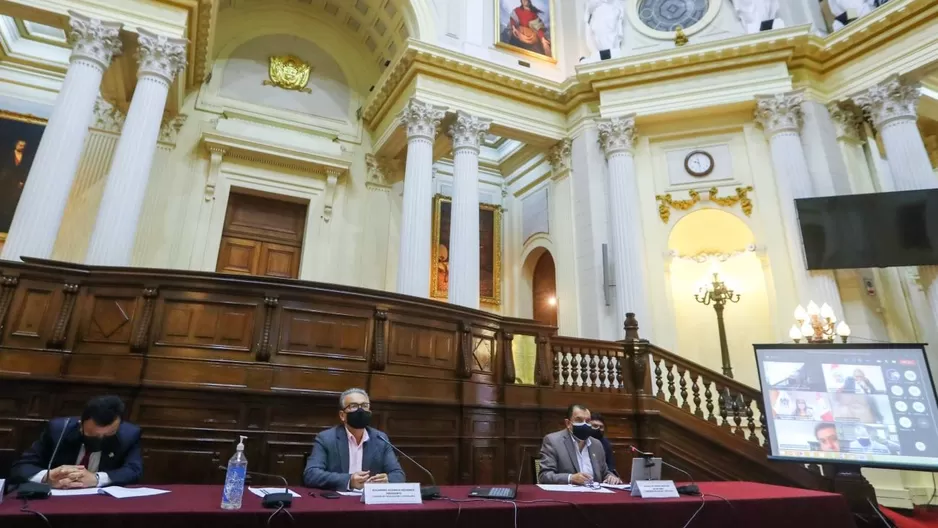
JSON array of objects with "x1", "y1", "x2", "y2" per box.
[
  {"x1": 17, "y1": 418, "x2": 71, "y2": 499},
  {"x1": 376, "y1": 435, "x2": 440, "y2": 499},
  {"x1": 628, "y1": 445, "x2": 699, "y2": 495},
  {"x1": 217, "y1": 466, "x2": 293, "y2": 508}
]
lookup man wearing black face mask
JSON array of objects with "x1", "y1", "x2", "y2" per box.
[
  {"x1": 537, "y1": 404, "x2": 622, "y2": 485},
  {"x1": 10, "y1": 395, "x2": 142, "y2": 488},
  {"x1": 303, "y1": 388, "x2": 406, "y2": 490},
  {"x1": 589, "y1": 413, "x2": 617, "y2": 476}
]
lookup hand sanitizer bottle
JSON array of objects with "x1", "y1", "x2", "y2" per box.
[{"x1": 221, "y1": 435, "x2": 248, "y2": 510}]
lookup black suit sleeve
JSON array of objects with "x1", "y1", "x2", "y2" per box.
[
  {"x1": 104, "y1": 426, "x2": 144, "y2": 485},
  {"x1": 9, "y1": 421, "x2": 56, "y2": 485}
]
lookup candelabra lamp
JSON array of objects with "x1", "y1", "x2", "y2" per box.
[
  {"x1": 694, "y1": 271, "x2": 741, "y2": 378},
  {"x1": 789, "y1": 301, "x2": 851, "y2": 344}
]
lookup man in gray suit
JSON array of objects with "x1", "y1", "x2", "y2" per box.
[
  {"x1": 538, "y1": 404, "x2": 622, "y2": 486},
  {"x1": 303, "y1": 388, "x2": 406, "y2": 490}
]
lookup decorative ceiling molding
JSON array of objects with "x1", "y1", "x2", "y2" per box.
[{"x1": 362, "y1": 0, "x2": 937, "y2": 129}]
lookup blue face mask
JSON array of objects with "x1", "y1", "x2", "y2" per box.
[
  {"x1": 857, "y1": 437, "x2": 871, "y2": 447},
  {"x1": 571, "y1": 422, "x2": 593, "y2": 441}
]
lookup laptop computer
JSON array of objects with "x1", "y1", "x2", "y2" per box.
[{"x1": 468, "y1": 448, "x2": 528, "y2": 499}]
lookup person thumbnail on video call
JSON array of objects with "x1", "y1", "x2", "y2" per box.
[{"x1": 765, "y1": 361, "x2": 902, "y2": 457}]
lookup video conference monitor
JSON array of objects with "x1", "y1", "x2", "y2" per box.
[{"x1": 754, "y1": 343, "x2": 938, "y2": 471}]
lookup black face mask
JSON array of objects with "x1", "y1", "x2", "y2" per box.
[
  {"x1": 82, "y1": 434, "x2": 116, "y2": 453},
  {"x1": 590, "y1": 428, "x2": 604, "y2": 440},
  {"x1": 571, "y1": 423, "x2": 593, "y2": 441},
  {"x1": 345, "y1": 409, "x2": 372, "y2": 430}
]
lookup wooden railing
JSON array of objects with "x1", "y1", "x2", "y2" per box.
[{"x1": 0, "y1": 259, "x2": 824, "y2": 489}]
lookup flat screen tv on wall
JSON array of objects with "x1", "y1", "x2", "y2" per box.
[{"x1": 796, "y1": 189, "x2": 938, "y2": 270}]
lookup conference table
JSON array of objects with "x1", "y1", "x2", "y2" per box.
[{"x1": 0, "y1": 482, "x2": 855, "y2": 528}]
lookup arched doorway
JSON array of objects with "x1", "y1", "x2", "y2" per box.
[{"x1": 532, "y1": 251, "x2": 557, "y2": 327}]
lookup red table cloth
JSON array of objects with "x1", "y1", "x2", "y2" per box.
[{"x1": 0, "y1": 482, "x2": 855, "y2": 528}]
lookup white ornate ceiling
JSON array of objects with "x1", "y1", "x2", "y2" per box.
[{"x1": 219, "y1": 0, "x2": 413, "y2": 74}]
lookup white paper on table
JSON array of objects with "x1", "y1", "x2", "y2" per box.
[
  {"x1": 247, "y1": 487, "x2": 301, "y2": 498},
  {"x1": 50, "y1": 488, "x2": 102, "y2": 497},
  {"x1": 600, "y1": 484, "x2": 631, "y2": 490},
  {"x1": 536, "y1": 484, "x2": 614, "y2": 494},
  {"x1": 101, "y1": 487, "x2": 171, "y2": 499},
  {"x1": 337, "y1": 491, "x2": 363, "y2": 497}
]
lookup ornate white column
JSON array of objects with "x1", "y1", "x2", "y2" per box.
[
  {"x1": 856, "y1": 76, "x2": 938, "y2": 341},
  {"x1": 395, "y1": 99, "x2": 447, "y2": 297},
  {"x1": 855, "y1": 75, "x2": 936, "y2": 191},
  {"x1": 598, "y1": 116, "x2": 653, "y2": 338},
  {"x1": 447, "y1": 111, "x2": 491, "y2": 309},
  {"x1": 85, "y1": 30, "x2": 187, "y2": 266},
  {"x1": 827, "y1": 102, "x2": 877, "y2": 194},
  {"x1": 0, "y1": 12, "x2": 122, "y2": 261},
  {"x1": 755, "y1": 92, "x2": 844, "y2": 317}
]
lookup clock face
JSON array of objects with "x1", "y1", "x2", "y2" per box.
[
  {"x1": 638, "y1": 0, "x2": 710, "y2": 32},
  {"x1": 684, "y1": 150, "x2": 714, "y2": 177}
]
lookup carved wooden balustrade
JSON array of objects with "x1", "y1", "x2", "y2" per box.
[{"x1": 0, "y1": 258, "x2": 828, "y2": 491}]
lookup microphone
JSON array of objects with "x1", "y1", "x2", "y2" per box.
[
  {"x1": 217, "y1": 466, "x2": 293, "y2": 509},
  {"x1": 376, "y1": 435, "x2": 440, "y2": 500},
  {"x1": 17, "y1": 418, "x2": 71, "y2": 499},
  {"x1": 628, "y1": 445, "x2": 699, "y2": 495}
]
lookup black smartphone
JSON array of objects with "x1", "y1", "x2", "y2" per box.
[{"x1": 320, "y1": 491, "x2": 341, "y2": 499}]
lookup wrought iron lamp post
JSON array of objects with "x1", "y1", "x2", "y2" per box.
[{"x1": 694, "y1": 271, "x2": 741, "y2": 378}]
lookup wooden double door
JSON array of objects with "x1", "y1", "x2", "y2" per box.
[{"x1": 215, "y1": 192, "x2": 307, "y2": 279}]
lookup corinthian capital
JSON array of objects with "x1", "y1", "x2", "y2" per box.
[
  {"x1": 136, "y1": 29, "x2": 188, "y2": 83},
  {"x1": 754, "y1": 92, "x2": 804, "y2": 136},
  {"x1": 854, "y1": 75, "x2": 920, "y2": 130},
  {"x1": 67, "y1": 11, "x2": 123, "y2": 69},
  {"x1": 826, "y1": 101, "x2": 864, "y2": 142},
  {"x1": 449, "y1": 111, "x2": 491, "y2": 151},
  {"x1": 399, "y1": 99, "x2": 447, "y2": 140},
  {"x1": 597, "y1": 116, "x2": 637, "y2": 157},
  {"x1": 548, "y1": 138, "x2": 572, "y2": 175}
]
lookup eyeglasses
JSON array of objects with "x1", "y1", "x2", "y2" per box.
[
  {"x1": 344, "y1": 402, "x2": 371, "y2": 412},
  {"x1": 585, "y1": 480, "x2": 602, "y2": 490}
]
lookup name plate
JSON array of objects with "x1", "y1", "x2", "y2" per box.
[
  {"x1": 631, "y1": 480, "x2": 680, "y2": 499},
  {"x1": 363, "y1": 482, "x2": 423, "y2": 505},
  {"x1": 0, "y1": 479, "x2": 5, "y2": 504}
]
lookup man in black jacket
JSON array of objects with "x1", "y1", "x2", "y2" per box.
[{"x1": 10, "y1": 395, "x2": 143, "y2": 488}]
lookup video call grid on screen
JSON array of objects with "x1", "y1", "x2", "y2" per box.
[{"x1": 754, "y1": 344, "x2": 938, "y2": 471}]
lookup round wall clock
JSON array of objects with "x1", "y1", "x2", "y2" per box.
[
  {"x1": 637, "y1": 0, "x2": 710, "y2": 32},
  {"x1": 684, "y1": 150, "x2": 714, "y2": 177}
]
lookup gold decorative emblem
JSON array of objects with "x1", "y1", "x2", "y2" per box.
[
  {"x1": 655, "y1": 186, "x2": 754, "y2": 222},
  {"x1": 674, "y1": 25, "x2": 688, "y2": 47},
  {"x1": 263, "y1": 55, "x2": 313, "y2": 93}
]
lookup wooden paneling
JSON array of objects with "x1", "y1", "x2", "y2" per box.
[
  {"x1": 216, "y1": 237, "x2": 261, "y2": 275},
  {"x1": 259, "y1": 243, "x2": 300, "y2": 279},
  {"x1": 0, "y1": 258, "x2": 830, "y2": 492}
]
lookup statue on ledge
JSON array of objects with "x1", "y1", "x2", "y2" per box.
[
  {"x1": 732, "y1": 0, "x2": 785, "y2": 34},
  {"x1": 827, "y1": 0, "x2": 880, "y2": 31},
  {"x1": 583, "y1": 0, "x2": 624, "y2": 63}
]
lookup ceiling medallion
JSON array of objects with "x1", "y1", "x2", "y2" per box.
[{"x1": 263, "y1": 55, "x2": 313, "y2": 94}]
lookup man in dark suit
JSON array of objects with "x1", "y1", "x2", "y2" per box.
[
  {"x1": 10, "y1": 395, "x2": 143, "y2": 488},
  {"x1": 589, "y1": 413, "x2": 617, "y2": 477},
  {"x1": 538, "y1": 404, "x2": 621, "y2": 486},
  {"x1": 303, "y1": 388, "x2": 405, "y2": 490}
]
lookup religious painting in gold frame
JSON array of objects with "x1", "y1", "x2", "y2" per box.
[
  {"x1": 0, "y1": 110, "x2": 47, "y2": 251},
  {"x1": 495, "y1": 0, "x2": 556, "y2": 63},
  {"x1": 431, "y1": 194, "x2": 503, "y2": 306}
]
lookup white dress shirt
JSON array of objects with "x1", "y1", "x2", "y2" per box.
[
  {"x1": 347, "y1": 427, "x2": 370, "y2": 474},
  {"x1": 30, "y1": 445, "x2": 111, "y2": 487},
  {"x1": 567, "y1": 433, "x2": 595, "y2": 484}
]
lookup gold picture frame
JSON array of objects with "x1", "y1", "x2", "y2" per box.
[
  {"x1": 494, "y1": 0, "x2": 557, "y2": 63},
  {"x1": 0, "y1": 110, "x2": 48, "y2": 246},
  {"x1": 431, "y1": 194, "x2": 503, "y2": 306}
]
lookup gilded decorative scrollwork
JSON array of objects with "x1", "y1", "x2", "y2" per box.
[
  {"x1": 263, "y1": 55, "x2": 313, "y2": 94},
  {"x1": 655, "y1": 186, "x2": 754, "y2": 222}
]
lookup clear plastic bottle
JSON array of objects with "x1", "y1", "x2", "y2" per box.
[{"x1": 221, "y1": 435, "x2": 248, "y2": 510}]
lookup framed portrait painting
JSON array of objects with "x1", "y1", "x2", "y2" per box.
[
  {"x1": 495, "y1": 0, "x2": 556, "y2": 62},
  {"x1": 431, "y1": 194, "x2": 503, "y2": 306},
  {"x1": 0, "y1": 110, "x2": 46, "y2": 252}
]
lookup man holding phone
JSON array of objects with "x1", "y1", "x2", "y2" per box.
[{"x1": 302, "y1": 388, "x2": 406, "y2": 491}]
